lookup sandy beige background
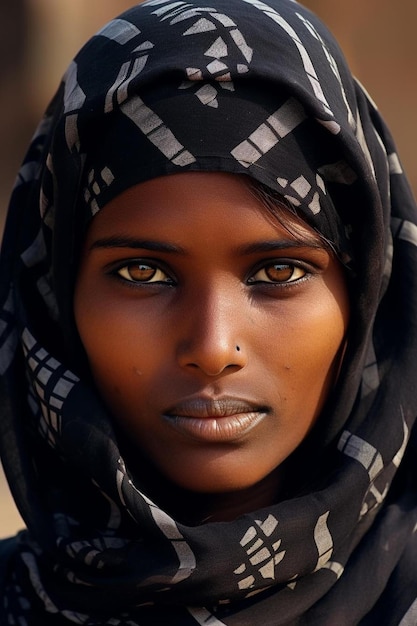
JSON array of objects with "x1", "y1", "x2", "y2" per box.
[{"x1": 1, "y1": 0, "x2": 417, "y2": 538}]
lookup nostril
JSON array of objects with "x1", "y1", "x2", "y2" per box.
[{"x1": 177, "y1": 337, "x2": 247, "y2": 376}]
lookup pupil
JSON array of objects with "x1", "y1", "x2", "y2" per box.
[
  {"x1": 131, "y1": 264, "x2": 155, "y2": 280},
  {"x1": 267, "y1": 264, "x2": 292, "y2": 281}
]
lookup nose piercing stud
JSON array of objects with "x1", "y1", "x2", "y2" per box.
[{"x1": 236, "y1": 346, "x2": 240, "y2": 352}]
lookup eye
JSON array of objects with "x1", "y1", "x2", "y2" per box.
[
  {"x1": 116, "y1": 261, "x2": 173, "y2": 284},
  {"x1": 248, "y1": 262, "x2": 307, "y2": 284}
]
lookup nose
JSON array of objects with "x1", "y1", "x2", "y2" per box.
[{"x1": 176, "y1": 286, "x2": 248, "y2": 377}]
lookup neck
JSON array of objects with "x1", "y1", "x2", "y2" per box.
[
  {"x1": 119, "y1": 433, "x2": 315, "y2": 525},
  {"x1": 168, "y1": 472, "x2": 283, "y2": 524},
  {"x1": 125, "y1": 451, "x2": 305, "y2": 525}
]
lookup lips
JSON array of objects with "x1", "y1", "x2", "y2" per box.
[{"x1": 162, "y1": 396, "x2": 269, "y2": 443}]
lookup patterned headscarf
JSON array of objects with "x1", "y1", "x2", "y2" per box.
[{"x1": 1, "y1": 0, "x2": 417, "y2": 623}]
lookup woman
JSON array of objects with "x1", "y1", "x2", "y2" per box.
[{"x1": 1, "y1": 0, "x2": 417, "y2": 623}]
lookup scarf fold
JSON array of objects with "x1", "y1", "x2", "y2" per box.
[{"x1": 1, "y1": 1, "x2": 417, "y2": 623}]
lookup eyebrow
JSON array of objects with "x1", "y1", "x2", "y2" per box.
[
  {"x1": 89, "y1": 235, "x2": 326, "y2": 256},
  {"x1": 237, "y1": 238, "x2": 326, "y2": 255},
  {"x1": 89, "y1": 236, "x2": 185, "y2": 254}
]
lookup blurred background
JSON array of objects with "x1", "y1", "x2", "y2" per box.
[{"x1": 1, "y1": 0, "x2": 416, "y2": 537}]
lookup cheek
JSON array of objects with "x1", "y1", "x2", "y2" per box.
[
  {"x1": 74, "y1": 282, "x2": 171, "y2": 423},
  {"x1": 75, "y1": 308, "x2": 147, "y2": 390},
  {"x1": 266, "y1": 286, "x2": 349, "y2": 411}
]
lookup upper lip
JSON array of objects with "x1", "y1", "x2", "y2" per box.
[{"x1": 163, "y1": 396, "x2": 268, "y2": 419}]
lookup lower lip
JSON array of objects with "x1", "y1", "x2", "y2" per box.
[{"x1": 162, "y1": 411, "x2": 267, "y2": 443}]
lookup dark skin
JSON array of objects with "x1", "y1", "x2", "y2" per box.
[{"x1": 74, "y1": 172, "x2": 350, "y2": 524}]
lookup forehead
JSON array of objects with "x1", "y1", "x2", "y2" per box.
[{"x1": 85, "y1": 171, "x2": 326, "y2": 250}]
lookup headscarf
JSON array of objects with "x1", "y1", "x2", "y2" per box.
[{"x1": 1, "y1": 0, "x2": 417, "y2": 623}]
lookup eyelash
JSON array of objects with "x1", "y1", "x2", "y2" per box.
[
  {"x1": 247, "y1": 262, "x2": 307, "y2": 285},
  {"x1": 115, "y1": 262, "x2": 174, "y2": 285},
  {"x1": 110, "y1": 259, "x2": 311, "y2": 287}
]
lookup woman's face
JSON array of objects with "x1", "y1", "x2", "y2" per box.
[{"x1": 74, "y1": 172, "x2": 349, "y2": 496}]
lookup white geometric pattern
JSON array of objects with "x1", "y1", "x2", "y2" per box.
[
  {"x1": 296, "y1": 12, "x2": 355, "y2": 130},
  {"x1": 392, "y1": 217, "x2": 417, "y2": 248},
  {"x1": 104, "y1": 43, "x2": 154, "y2": 113},
  {"x1": 151, "y1": 1, "x2": 254, "y2": 107},
  {"x1": 312, "y1": 512, "x2": 344, "y2": 580},
  {"x1": 116, "y1": 458, "x2": 197, "y2": 586},
  {"x1": 314, "y1": 511, "x2": 333, "y2": 570},
  {"x1": 187, "y1": 607, "x2": 228, "y2": 625},
  {"x1": 338, "y1": 431, "x2": 384, "y2": 482},
  {"x1": 234, "y1": 514, "x2": 285, "y2": 591},
  {"x1": 231, "y1": 97, "x2": 307, "y2": 167},
  {"x1": 22, "y1": 328, "x2": 79, "y2": 447},
  {"x1": 241, "y1": 0, "x2": 339, "y2": 128},
  {"x1": 121, "y1": 96, "x2": 197, "y2": 167},
  {"x1": 84, "y1": 166, "x2": 115, "y2": 215}
]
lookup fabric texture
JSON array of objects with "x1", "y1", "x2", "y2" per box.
[{"x1": 1, "y1": 0, "x2": 417, "y2": 623}]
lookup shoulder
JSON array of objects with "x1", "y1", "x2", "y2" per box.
[
  {"x1": 0, "y1": 535, "x2": 18, "y2": 584},
  {"x1": 361, "y1": 532, "x2": 417, "y2": 625},
  {"x1": 0, "y1": 536, "x2": 20, "y2": 623}
]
